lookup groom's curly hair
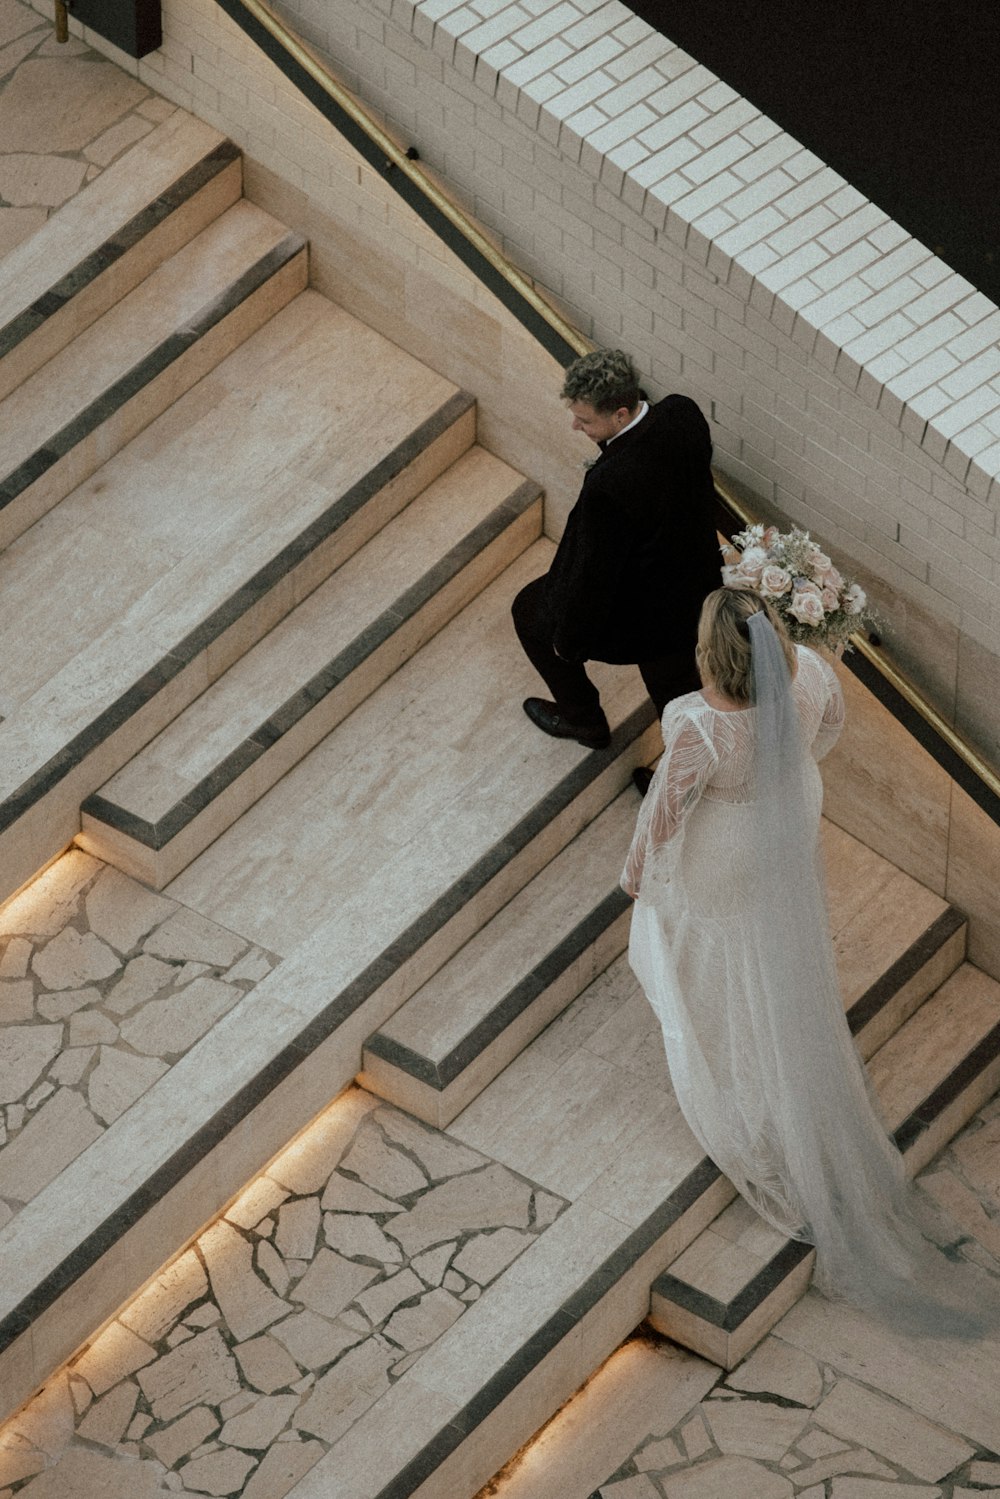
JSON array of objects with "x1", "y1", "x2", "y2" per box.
[
  {"x1": 561, "y1": 349, "x2": 641, "y2": 413},
  {"x1": 697, "y1": 588, "x2": 795, "y2": 704}
]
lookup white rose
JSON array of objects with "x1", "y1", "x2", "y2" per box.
[
  {"x1": 722, "y1": 564, "x2": 756, "y2": 590},
  {"x1": 738, "y1": 546, "x2": 768, "y2": 581},
  {"x1": 843, "y1": 583, "x2": 867, "y2": 614},
  {"x1": 788, "y1": 591, "x2": 826, "y2": 627},
  {"x1": 759, "y1": 565, "x2": 792, "y2": 598}
]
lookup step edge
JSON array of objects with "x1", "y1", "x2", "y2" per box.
[
  {"x1": 0, "y1": 701, "x2": 655, "y2": 1357},
  {"x1": 892, "y1": 1017, "x2": 1000, "y2": 1154},
  {"x1": 0, "y1": 225, "x2": 306, "y2": 508},
  {"x1": 846, "y1": 905, "x2": 967, "y2": 1038},
  {"x1": 0, "y1": 387, "x2": 477, "y2": 839},
  {"x1": 364, "y1": 886, "x2": 630, "y2": 1089},
  {"x1": 80, "y1": 479, "x2": 542, "y2": 849},
  {"x1": 0, "y1": 141, "x2": 241, "y2": 362},
  {"x1": 650, "y1": 1236, "x2": 814, "y2": 1334}
]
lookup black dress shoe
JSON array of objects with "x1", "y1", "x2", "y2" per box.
[
  {"x1": 523, "y1": 697, "x2": 611, "y2": 749},
  {"x1": 632, "y1": 765, "x2": 654, "y2": 797}
]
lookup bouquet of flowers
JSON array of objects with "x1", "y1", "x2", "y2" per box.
[{"x1": 722, "y1": 523, "x2": 872, "y2": 651}]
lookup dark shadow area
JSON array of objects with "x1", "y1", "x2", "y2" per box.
[{"x1": 624, "y1": 0, "x2": 1000, "y2": 306}]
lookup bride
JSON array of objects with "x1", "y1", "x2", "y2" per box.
[{"x1": 623, "y1": 585, "x2": 991, "y2": 1334}]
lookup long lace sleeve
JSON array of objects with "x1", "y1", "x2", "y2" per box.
[
  {"x1": 811, "y1": 655, "x2": 845, "y2": 761},
  {"x1": 621, "y1": 709, "x2": 718, "y2": 898}
]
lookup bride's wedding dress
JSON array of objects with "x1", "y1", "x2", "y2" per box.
[{"x1": 624, "y1": 632, "x2": 994, "y2": 1335}]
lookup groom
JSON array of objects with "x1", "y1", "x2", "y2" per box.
[{"x1": 512, "y1": 348, "x2": 722, "y2": 749}]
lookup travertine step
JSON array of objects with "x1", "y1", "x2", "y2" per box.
[
  {"x1": 649, "y1": 956, "x2": 1000, "y2": 1371},
  {"x1": 0, "y1": 290, "x2": 474, "y2": 907},
  {"x1": 360, "y1": 790, "x2": 964, "y2": 1136},
  {"x1": 80, "y1": 448, "x2": 543, "y2": 887},
  {"x1": 0, "y1": 112, "x2": 241, "y2": 401},
  {"x1": 0, "y1": 545, "x2": 659, "y2": 1422},
  {"x1": 0, "y1": 198, "x2": 307, "y2": 550}
]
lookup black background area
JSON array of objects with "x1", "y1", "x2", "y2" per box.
[{"x1": 622, "y1": 0, "x2": 1000, "y2": 306}]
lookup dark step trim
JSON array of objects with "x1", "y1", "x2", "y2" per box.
[
  {"x1": 0, "y1": 388, "x2": 475, "y2": 839},
  {"x1": 0, "y1": 141, "x2": 242, "y2": 364},
  {"x1": 0, "y1": 697, "x2": 655, "y2": 1358},
  {"x1": 81, "y1": 477, "x2": 543, "y2": 850},
  {"x1": 893, "y1": 1017, "x2": 1000, "y2": 1156},
  {"x1": 846, "y1": 905, "x2": 967, "y2": 1038},
  {"x1": 0, "y1": 228, "x2": 305, "y2": 513},
  {"x1": 371, "y1": 1156, "x2": 722, "y2": 1499},
  {"x1": 365, "y1": 886, "x2": 630, "y2": 1090}
]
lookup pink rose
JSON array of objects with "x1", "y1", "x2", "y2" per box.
[
  {"x1": 737, "y1": 546, "x2": 768, "y2": 581},
  {"x1": 821, "y1": 565, "x2": 844, "y2": 591},
  {"x1": 760, "y1": 565, "x2": 792, "y2": 598},
  {"x1": 722, "y1": 564, "x2": 756, "y2": 590},
  {"x1": 821, "y1": 586, "x2": 840, "y2": 610},
  {"x1": 788, "y1": 591, "x2": 826, "y2": 627},
  {"x1": 810, "y1": 549, "x2": 833, "y2": 575}
]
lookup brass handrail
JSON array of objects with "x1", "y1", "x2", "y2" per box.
[{"x1": 224, "y1": 0, "x2": 999, "y2": 808}]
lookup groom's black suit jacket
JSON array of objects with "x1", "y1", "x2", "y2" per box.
[{"x1": 543, "y1": 394, "x2": 722, "y2": 665}]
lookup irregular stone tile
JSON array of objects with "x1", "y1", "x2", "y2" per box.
[
  {"x1": 168, "y1": 1327, "x2": 195, "y2": 1348},
  {"x1": 0, "y1": 979, "x2": 33, "y2": 1021},
  {"x1": 0, "y1": 28, "x2": 44, "y2": 81},
  {"x1": 145, "y1": 1405, "x2": 220, "y2": 1466},
  {"x1": 200, "y1": 1222, "x2": 289, "y2": 1342},
  {"x1": 797, "y1": 1430, "x2": 851, "y2": 1458},
  {"x1": 971, "y1": 1464, "x2": 1000, "y2": 1485},
  {"x1": 225, "y1": 951, "x2": 274, "y2": 985},
  {"x1": 0, "y1": 1024, "x2": 62, "y2": 1103},
  {"x1": 268, "y1": 1311, "x2": 361, "y2": 1372},
  {"x1": 176, "y1": 962, "x2": 211, "y2": 986},
  {"x1": 104, "y1": 955, "x2": 177, "y2": 1016},
  {"x1": 68, "y1": 1377, "x2": 92, "y2": 1416},
  {"x1": 143, "y1": 909, "x2": 248, "y2": 967},
  {"x1": 7, "y1": 1373, "x2": 74, "y2": 1460},
  {"x1": 813, "y1": 1378, "x2": 974, "y2": 1480},
  {"x1": 662, "y1": 1455, "x2": 792, "y2": 1498},
  {"x1": 951, "y1": 1119, "x2": 1000, "y2": 1208},
  {"x1": 178, "y1": 1448, "x2": 258, "y2": 1495},
  {"x1": 220, "y1": 1390, "x2": 258, "y2": 1419},
  {"x1": 354, "y1": 1268, "x2": 423, "y2": 1327},
  {"x1": 0, "y1": 152, "x2": 86, "y2": 207},
  {"x1": 791, "y1": 1449, "x2": 902, "y2": 1488},
  {"x1": 219, "y1": 1394, "x2": 298, "y2": 1450},
  {"x1": 635, "y1": 1435, "x2": 684, "y2": 1470},
  {"x1": 0, "y1": 1436, "x2": 45, "y2": 1487},
  {"x1": 25, "y1": 1080, "x2": 53, "y2": 1110},
  {"x1": 233, "y1": 1336, "x2": 302, "y2": 1395},
  {"x1": 119, "y1": 977, "x2": 241, "y2": 1057},
  {"x1": 32, "y1": 928, "x2": 119, "y2": 990},
  {"x1": 137, "y1": 1330, "x2": 241, "y2": 1424},
  {"x1": 85, "y1": 869, "x2": 176, "y2": 955},
  {"x1": 452, "y1": 1227, "x2": 532, "y2": 1285},
  {"x1": 322, "y1": 1211, "x2": 403, "y2": 1265},
  {"x1": 386, "y1": 1163, "x2": 535, "y2": 1256},
  {"x1": 679, "y1": 1414, "x2": 712, "y2": 1460},
  {"x1": 120, "y1": 1250, "x2": 208, "y2": 1343},
  {"x1": 599, "y1": 1477, "x2": 659, "y2": 1497},
  {"x1": 376, "y1": 1108, "x2": 487, "y2": 1180},
  {"x1": 338, "y1": 1124, "x2": 429, "y2": 1200},
  {"x1": 255, "y1": 1240, "x2": 291, "y2": 1297},
  {"x1": 319, "y1": 1175, "x2": 401, "y2": 1215},
  {"x1": 138, "y1": 95, "x2": 177, "y2": 121},
  {"x1": 382, "y1": 1288, "x2": 465, "y2": 1351},
  {"x1": 827, "y1": 1484, "x2": 942, "y2": 1498},
  {"x1": 87, "y1": 1046, "x2": 167, "y2": 1124},
  {"x1": 443, "y1": 1271, "x2": 465, "y2": 1293},
  {"x1": 84, "y1": 113, "x2": 153, "y2": 166},
  {"x1": 726, "y1": 1339, "x2": 824, "y2": 1407},
  {"x1": 921, "y1": 1169, "x2": 1000, "y2": 1261},
  {"x1": 0, "y1": 852, "x2": 100, "y2": 940},
  {"x1": 268, "y1": 1092, "x2": 380, "y2": 1195},
  {"x1": 0, "y1": 939, "x2": 32, "y2": 979},
  {"x1": 292, "y1": 1248, "x2": 379, "y2": 1319},
  {"x1": 185, "y1": 1303, "x2": 221, "y2": 1330},
  {"x1": 36, "y1": 987, "x2": 98, "y2": 1022},
  {"x1": 410, "y1": 1243, "x2": 456, "y2": 1288},
  {"x1": 76, "y1": 1382, "x2": 138, "y2": 1447},
  {"x1": 275, "y1": 1197, "x2": 321, "y2": 1261},
  {"x1": 702, "y1": 1400, "x2": 810, "y2": 1462},
  {"x1": 14, "y1": 1447, "x2": 165, "y2": 1497},
  {"x1": 0, "y1": 1087, "x2": 103, "y2": 1203},
  {"x1": 293, "y1": 1338, "x2": 394, "y2": 1444},
  {"x1": 68, "y1": 1010, "x2": 118, "y2": 1047},
  {"x1": 226, "y1": 1178, "x2": 289, "y2": 1230},
  {"x1": 241, "y1": 1437, "x2": 325, "y2": 1499},
  {"x1": 73, "y1": 1322, "x2": 156, "y2": 1397},
  {"x1": 47, "y1": 1047, "x2": 94, "y2": 1087}
]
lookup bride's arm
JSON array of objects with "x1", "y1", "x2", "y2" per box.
[
  {"x1": 621, "y1": 713, "x2": 717, "y2": 898},
  {"x1": 812, "y1": 656, "x2": 845, "y2": 761}
]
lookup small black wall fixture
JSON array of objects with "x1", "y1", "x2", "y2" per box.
[{"x1": 64, "y1": 0, "x2": 162, "y2": 58}]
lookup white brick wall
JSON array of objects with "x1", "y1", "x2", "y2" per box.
[{"x1": 39, "y1": 0, "x2": 999, "y2": 761}]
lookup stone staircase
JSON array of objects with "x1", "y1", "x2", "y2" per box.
[{"x1": 1, "y1": 112, "x2": 1000, "y2": 1499}]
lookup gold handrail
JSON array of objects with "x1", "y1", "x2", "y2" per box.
[{"x1": 227, "y1": 0, "x2": 999, "y2": 807}]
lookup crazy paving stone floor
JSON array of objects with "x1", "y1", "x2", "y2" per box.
[
  {"x1": 0, "y1": 1088, "x2": 567, "y2": 1496},
  {"x1": 0, "y1": 850, "x2": 278, "y2": 1226},
  {"x1": 0, "y1": 0, "x2": 175, "y2": 258}
]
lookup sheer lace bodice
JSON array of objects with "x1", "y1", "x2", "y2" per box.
[{"x1": 622, "y1": 645, "x2": 843, "y2": 898}]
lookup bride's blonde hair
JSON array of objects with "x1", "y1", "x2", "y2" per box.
[{"x1": 696, "y1": 587, "x2": 795, "y2": 704}]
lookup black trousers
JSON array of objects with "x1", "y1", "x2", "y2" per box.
[{"x1": 511, "y1": 576, "x2": 700, "y2": 723}]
